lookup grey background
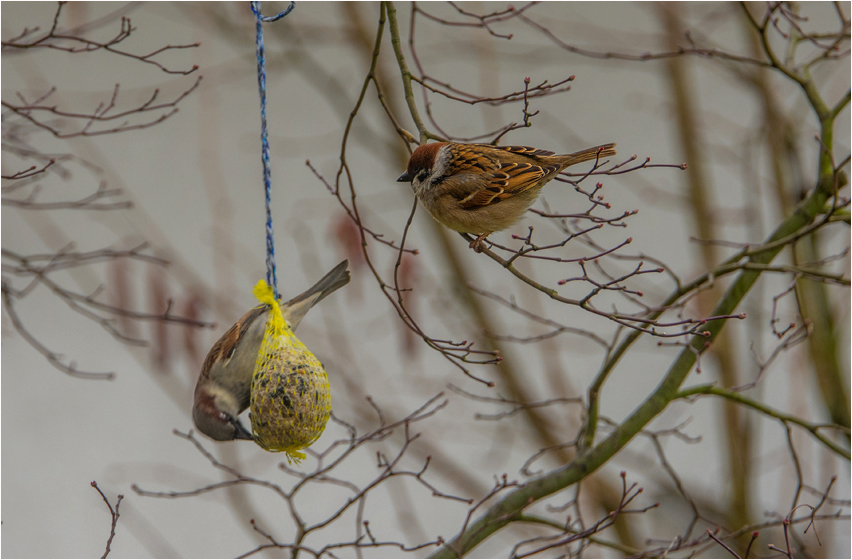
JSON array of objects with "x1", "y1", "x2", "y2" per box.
[{"x1": 2, "y1": 2, "x2": 849, "y2": 557}]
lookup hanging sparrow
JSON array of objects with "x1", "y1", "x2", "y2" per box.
[
  {"x1": 192, "y1": 260, "x2": 350, "y2": 442},
  {"x1": 397, "y1": 142, "x2": 616, "y2": 251}
]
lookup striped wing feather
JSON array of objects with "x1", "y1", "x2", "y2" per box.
[
  {"x1": 459, "y1": 161, "x2": 557, "y2": 209},
  {"x1": 201, "y1": 305, "x2": 266, "y2": 374},
  {"x1": 473, "y1": 144, "x2": 556, "y2": 157}
]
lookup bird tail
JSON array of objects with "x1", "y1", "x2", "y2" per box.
[
  {"x1": 283, "y1": 260, "x2": 351, "y2": 330},
  {"x1": 563, "y1": 143, "x2": 617, "y2": 167}
]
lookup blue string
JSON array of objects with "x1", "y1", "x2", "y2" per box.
[{"x1": 251, "y1": 0, "x2": 295, "y2": 301}]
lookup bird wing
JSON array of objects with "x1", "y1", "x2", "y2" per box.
[
  {"x1": 458, "y1": 161, "x2": 558, "y2": 209},
  {"x1": 283, "y1": 260, "x2": 350, "y2": 330},
  {"x1": 481, "y1": 144, "x2": 556, "y2": 157},
  {"x1": 201, "y1": 305, "x2": 266, "y2": 376}
]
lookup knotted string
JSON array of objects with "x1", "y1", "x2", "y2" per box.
[{"x1": 250, "y1": 0, "x2": 295, "y2": 300}]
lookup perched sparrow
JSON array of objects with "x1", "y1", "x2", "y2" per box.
[
  {"x1": 397, "y1": 142, "x2": 616, "y2": 250},
  {"x1": 193, "y1": 260, "x2": 350, "y2": 442}
]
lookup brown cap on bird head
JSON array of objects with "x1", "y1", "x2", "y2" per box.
[{"x1": 397, "y1": 142, "x2": 446, "y2": 183}]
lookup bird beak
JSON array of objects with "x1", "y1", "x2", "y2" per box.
[
  {"x1": 397, "y1": 172, "x2": 413, "y2": 183},
  {"x1": 231, "y1": 417, "x2": 255, "y2": 440}
]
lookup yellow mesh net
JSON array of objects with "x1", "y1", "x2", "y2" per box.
[{"x1": 250, "y1": 279, "x2": 331, "y2": 463}]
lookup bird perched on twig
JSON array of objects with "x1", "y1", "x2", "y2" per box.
[
  {"x1": 193, "y1": 261, "x2": 350, "y2": 442},
  {"x1": 398, "y1": 142, "x2": 616, "y2": 251}
]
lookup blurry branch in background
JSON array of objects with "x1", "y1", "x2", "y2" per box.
[
  {"x1": 1, "y1": 2, "x2": 202, "y2": 140},
  {"x1": 1, "y1": 78, "x2": 203, "y2": 138},
  {"x1": 448, "y1": 383, "x2": 583, "y2": 422},
  {"x1": 1, "y1": 1, "x2": 199, "y2": 75},
  {"x1": 467, "y1": 285, "x2": 611, "y2": 348},
  {"x1": 408, "y1": 2, "x2": 573, "y2": 143},
  {"x1": 516, "y1": 0, "x2": 850, "y2": 69},
  {"x1": 411, "y1": 2, "x2": 569, "y2": 144},
  {"x1": 509, "y1": 472, "x2": 656, "y2": 558},
  {"x1": 133, "y1": 394, "x2": 456, "y2": 558},
  {"x1": 3, "y1": 178, "x2": 132, "y2": 210},
  {"x1": 0, "y1": 245, "x2": 211, "y2": 381},
  {"x1": 413, "y1": 1, "x2": 535, "y2": 40},
  {"x1": 738, "y1": 0, "x2": 852, "y2": 434},
  {"x1": 660, "y1": 0, "x2": 753, "y2": 536},
  {"x1": 90, "y1": 481, "x2": 123, "y2": 559},
  {"x1": 678, "y1": 385, "x2": 850, "y2": 459},
  {"x1": 1, "y1": 1, "x2": 208, "y2": 380}
]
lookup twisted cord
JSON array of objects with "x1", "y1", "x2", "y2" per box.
[{"x1": 250, "y1": 0, "x2": 295, "y2": 300}]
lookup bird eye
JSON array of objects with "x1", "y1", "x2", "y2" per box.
[{"x1": 416, "y1": 170, "x2": 429, "y2": 182}]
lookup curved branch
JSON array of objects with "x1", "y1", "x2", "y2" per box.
[{"x1": 676, "y1": 384, "x2": 850, "y2": 459}]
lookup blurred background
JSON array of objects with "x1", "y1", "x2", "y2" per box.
[{"x1": 2, "y1": 2, "x2": 849, "y2": 558}]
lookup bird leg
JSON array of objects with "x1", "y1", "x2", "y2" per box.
[{"x1": 469, "y1": 233, "x2": 491, "y2": 253}]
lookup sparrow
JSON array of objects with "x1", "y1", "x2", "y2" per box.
[
  {"x1": 397, "y1": 142, "x2": 616, "y2": 251},
  {"x1": 192, "y1": 260, "x2": 350, "y2": 442}
]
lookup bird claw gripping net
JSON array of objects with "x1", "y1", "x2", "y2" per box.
[{"x1": 250, "y1": 279, "x2": 331, "y2": 463}]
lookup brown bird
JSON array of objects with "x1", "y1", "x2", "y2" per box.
[
  {"x1": 398, "y1": 142, "x2": 616, "y2": 250},
  {"x1": 192, "y1": 261, "x2": 350, "y2": 441}
]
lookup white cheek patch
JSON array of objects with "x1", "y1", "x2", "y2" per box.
[
  {"x1": 430, "y1": 146, "x2": 450, "y2": 182},
  {"x1": 413, "y1": 146, "x2": 450, "y2": 196},
  {"x1": 414, "y1": 146, "x2": 450, "y2": 196}
]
